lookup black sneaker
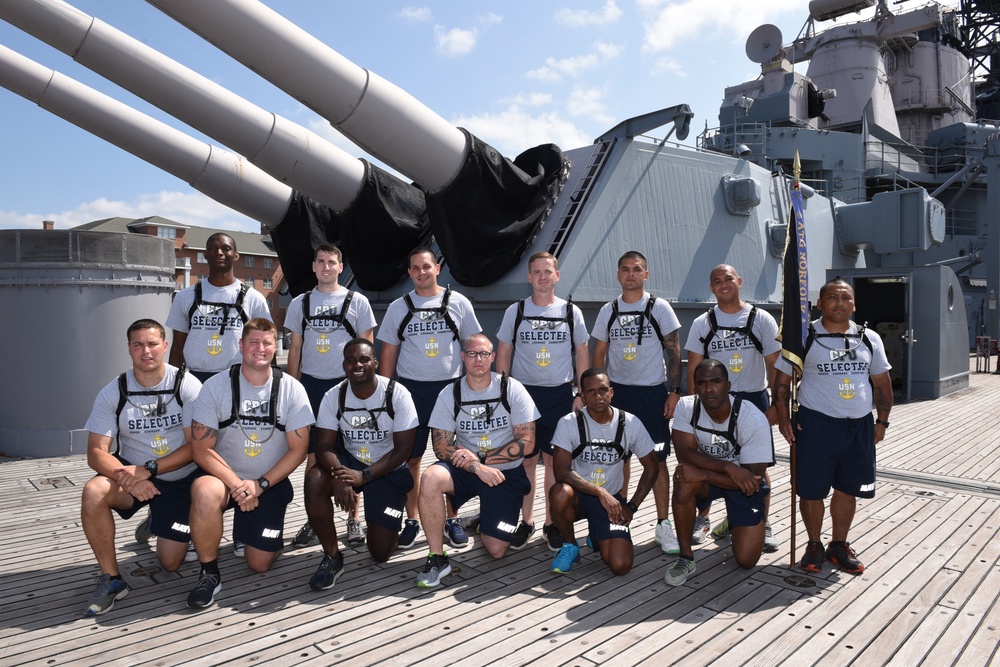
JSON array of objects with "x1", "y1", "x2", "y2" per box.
[
  {"x1": 309, "y1": 552, "x2": 345, "y2": 591},
  {"x1": 826, "y1": 541, "x2": 865, "y2": 575},
  {"x1": 542, "y1": 523, "x2": 564, "y2": 552},
  {"x1": 398, "y1": 519, "x2": 420, "y2": 549},
  {"x1": 186, "y1": 570, "x2": 222, "y2": 609},
  {"x1": 415, "y1": 553, "x2": 452, "y2": 588},
  {"x1": 134, "y1": 513, "x2": 153, "y2": 544},
  {"x1": 509, "y1": 521, "x2": 535, "y2": 551},
  {"x1": 292, "y1": 521, "x2": 317, "y2": 548},
  {"x1": 799, "y1": 540, "x2": 825, "y2": 573}
]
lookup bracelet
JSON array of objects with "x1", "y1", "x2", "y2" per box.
[{"x1": 875, "y1": 419, "x2": 890, "y2": 428}]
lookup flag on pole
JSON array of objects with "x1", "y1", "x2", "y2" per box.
[{"x1": 779, "y1": 151, "x2": 809, "y2": 374}]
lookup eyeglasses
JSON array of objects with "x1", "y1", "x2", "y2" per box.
[{"x1": 463, "y1": 350, "x2": 494, "y2": 359}]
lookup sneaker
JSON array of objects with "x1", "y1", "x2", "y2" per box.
[
  {"x1": 763, "y1": 521, "x2": 779, "y2": 553},
  {"x1": 664, "y1": 555, "x2": 697, "y2": 586},
  {"x1": 826, "y1": 541, "x2": 865, "y2": 575},
  {"x1": 398, "y1": 519, "x2": 420, "y2": 549},
  {"x1": 233, "y1": 540, "x2": 245, "y2": 558},
  {"x1": 692, "y1": 516, "x2": 711, "y2": 544},
  {"x1": 654, "y1": 519, "x2": 680, "y2": 555},
  {"x1": 509, "y1": 521, "x2": 535, "y2": 550},
  {"x1": 309, "y1": 552, "x2": 346, "y2": 591},
  {"x1": 550, "y1": 542, "x2": 582, "y2": 574},
  {"x1": 134, "y1": 513, "x2": 153, "y2": 544},
  {"x1": 799, "y1": 540, "x2": 825, "y2": 573},
  {"x1": 586, "y1": 535, "x2": 596, "y2": 551},
  {"x1": 711, "y1": 517, "x2": 731, "y2": 540},
  {"x1": 292, "y1": 521, "x2": 317, "y2": 548},
  {"x1": 186, "y1": 570, "x2": 222, "y2": 609},
  {"x1": 415, "y1": 553, "x2": 452, "y2": 588},
  {"x1": 542, "y1": 523, "x2": 564, "y2": 552},
  {"x1": 83, "y1": 574, "x2": 130, "y2": 617},
  {"x1": 184, "y1": 542, "x2": 198, "y2": 563},
  {"x1": 346, "y1": 518, "x2": 366, "y2": 546},
  {"x1": 445, "y1": 518, "x2": 469, "y2": 548}
]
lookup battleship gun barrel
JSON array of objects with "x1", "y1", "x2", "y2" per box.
[{"x1": 0, "y1": 44, "x2": 292, "y2": 226}]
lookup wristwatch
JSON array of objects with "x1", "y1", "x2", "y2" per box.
[
  {"x1": 257, "y1": 476, "x2": 271, "y2": 493},
  {"x1": 670, "y1": 386, "x2": 683, "y2": 395},
  {"x1": 362, "y1": 467, "x2": 373, "y2": 483},
  {"x1": 626, "y1": 501, "x2": 639, "y2": 513},
  {"x1": 143, "y1": 460, "x2": 158, "y2": 478},
  {"x1": 875, "y1": 419, "x2": 890, "y2": 428},
  {"x1": 478, "y1": 450, "x2": 488, "y2": 464}
]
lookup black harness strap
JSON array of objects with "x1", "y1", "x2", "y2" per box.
[
  {"x1": 691, "y1": 395, "x2": 744, "y2": 457},
  {"x1": 397, "y1": 287, "x2": 460, "y2": 341},
  {"x1": 608, "y1": 295, "x2": 665, "y2": 348},
  {"x1": 571, "y1": 409, "x2": 627, "y2": 462},
  {"x1": 700, "y1": 305, "x2": 763, "y2": 356},
  {"x1": 188, "y1": 281, "x2": 250, "y2": 336},
  {"x1": 335, "y1": 378, "x2": 397, "y2": 426},
  {"x1": 452, "y1": 373, "x2": 511, "y2": 421},
  {"x1": 510, "y1": 296, "x2": 578, "y2": 385},
  {"x1": 302, "y1": 290, "x2": 358, "y2": 339},
  {"x1": 114, "y1": 366, "x2": 188, "y2": 453},
  {"x1": 804, "y1": 323, "x2": 872, "y2": 357},
  {"x1": 219, "y1": 365, "x2": 285, "y2": 431}
]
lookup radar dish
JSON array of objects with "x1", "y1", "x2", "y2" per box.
[{"x1": 746, "y1": 24, "x2": 783, "y2": 64}]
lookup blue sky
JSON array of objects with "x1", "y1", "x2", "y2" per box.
[{"x1": 1, "y1": 0, "x2": 900, "y2": 232}]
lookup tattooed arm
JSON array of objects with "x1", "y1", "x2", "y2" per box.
[
  {"x1": 485, "y1": 421, "x2": 536, "y2": 466},
  {"x1": 663, "y1": 330, "x2": 683, "y2": 418},
  {"x1": 871, "y1": 371, "x2": 893, "y2": 444},
  {"x1": 772, "y1": 370, "x2": 795, "y2": 444}
]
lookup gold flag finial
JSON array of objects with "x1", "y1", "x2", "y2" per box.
[{"x1": 793, "y1": 150, "x2": 801, "y2": 185}]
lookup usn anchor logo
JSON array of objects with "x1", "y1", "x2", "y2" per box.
[
  {"x1": 623, "y1": 341, "x2": 637, "y2": 361},
  {"x1": 838, "y1": 377, "x2": 857, "y2": 400},
  {"x1": 151, "y1": 434, "x2": 170, "y2": 456},
  {"x1": 357, "y1": 445, "x2": 372, "y2": 463},
  {"x1": 207, "y1": 333, "x2": 223, "y2": 356},
  {"x1": 424, "y1": 336, "x2": 440, "y2": 358},
  {"x1": 729, "y1": 352, "x2": 744, "y2": 374},
  {"x1": 535, "y1": 346, "x2": 551, "y2": 368},
  {"x1": 590, "y1": 467, "x2": 607, "y2": 487},
  {"x1": 316, "y1": 333, "x2": 331, "y2": 354},
  {"x1": 478, "y1": 434, "x2": 492, "y2": 454},
  {"x1": 244, "y1": 432, "x2": 262, "y2": 457}
]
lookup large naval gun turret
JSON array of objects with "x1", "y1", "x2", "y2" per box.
[{"x1": 0, "y1": 0, "x2": 988, "y2": 415}]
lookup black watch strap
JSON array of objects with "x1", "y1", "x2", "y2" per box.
[
  {"x1": 875, "y1": 419, "x2": 890, "y2": 428},
  {"x1": 626, "y1": 501, "x2": 639, "y2": 513}
]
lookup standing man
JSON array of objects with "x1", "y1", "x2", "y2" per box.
[
  {"x1": 684, "y1": 264, "x2": 780, "y2": 551},
  {"x1": 377, "y1": 247, "x2": 482, "y2": 550},
  {"x1": 187, "y1": 318, "x2": 314, "y2": 609},
  {"x1": 666, "y1": 359, "x2": 773, "y2": 586},
  {"x1": 167, "y1": 232, "x2": 271, "y2": 383},
  {"x1": 415, "y1": 334, "x2": 539, "y2": 587},
  {"x1": 286, "y1": 244, "x2": 377, "y2": 548},
  {"x1": 303, "y1": 338, "x2": 418, "y2": 590},
  {"x1": 496, "y1": 252, "x2": 590, "y2": 551},
  {"x1": 548, "y1": 368, "x2": 658, "y2": 576},
  {"x1": 591, "y1": 250, "x2": 684, "y2": 555},
  {"x1": 80, "y1": 319, "x2": 202, "y2": 617},
  {"x1": 774, "y1": 278, "x2": 892, "y2": 575}
]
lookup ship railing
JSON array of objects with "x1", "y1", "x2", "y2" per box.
[{"x1": 864, "y1": 137, "x2": 987, "y2": 177}]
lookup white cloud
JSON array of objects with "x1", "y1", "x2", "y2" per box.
[
  {"x1": 504, "y1": 92, "x2": 555, "y2": 108},
  {"x1": 652, "y1": 56, "x2": 687, "y2": 77},
  {"x1": 452, "y1": 107, "x2": 592, "y2": 157},
  {"x1": 595, "y1": 41, "x2": 624, "y2": 60},
  {"x1": 566, "y1": 86, "x2": 612, "y2": 124},
  {"x1": 435, "y1": 25, "x2": 478, "y2": 56},
  {"x1": 638, "y1": 0, "x2": 807, "y2": 54},
  {"x1": 0, "y1": 192, "x2": 259, "y2": 233},
  {"x1": 525, "y1": 40, "x2": 624, "y2": 81},
  {"x1": 555, "y1": 1, "x2": 623, "y2": 27},
  {"x1": 397, "y1": 7, "x2": 432, "y2": 22}
]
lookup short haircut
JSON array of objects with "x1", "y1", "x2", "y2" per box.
[
  {"x1": 343, "y1": 337, "x2": 374, "y2": 357},
  {"x1": 462, "y1": 333, "x2": 493, "y2": 352},
  {"x1": 242, "y1": 317, "x2": 277, "y2": 340},
  {"x1": 528, "y1": 252, "x2": 558, "y2": 270},
  {"x1": 314, "y1": 243, "x2": 343, "y2": 262},
  {"x1": 694, "y1": 358, "x2": 729, "y2": 382},
  {"x1": 206, "y1": 232, "x2": 237, "y2": 252},
  {"x1": 580, "y1": 367, "x2": 610, "y2": 388},
  {"x1": 408, "y1": 246, "x2": 438, "y2": 264},
  {"x1": 127, "y1": 318, "x2": 166, "y2": 342},
  {"x1": 618, "y1": 250, "x2": 647, "y2": 269},
  {"x1": 819, "y1": 276, "x2": 853, "y2": 299}
]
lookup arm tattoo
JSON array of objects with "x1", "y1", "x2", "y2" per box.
[
  {"x1": 664, "y1": 331, "x2": 682, "y2": 385},
  {"x1": 493, "y1": 422, "x2": 535, "y2": 464},
  {"x1": 192, "y1": 422, "x2": 218, "y2": 442},
  {"x1": 431, "y1": 429, "x2": 458, "y2": 461}
]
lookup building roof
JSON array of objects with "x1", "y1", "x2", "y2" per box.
[{"x1": 73, "y1": 216, "x2": 277, "y2": 256}]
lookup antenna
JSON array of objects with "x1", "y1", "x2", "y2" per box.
[{"x1": 746, "y1": 24, "x2": 784, "y2": 64}]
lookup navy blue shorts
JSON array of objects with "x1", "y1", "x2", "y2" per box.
[
  {"x1": 300, "y1": 373, "x2": 343, "y2": 454},
  {"x1": 189, "y1": 369, "x2": 218, "y2": 384},
  {"x1": 523, "y1": 383, "x2": 575, "y2": 456},
  {"x1": 111, "y1": 460, "x2": 196, "y2": 544},
  {"x1": 341, "y1": 453, "x2": 413, "y2": 531},
  {"x1": 437, "y1": 461, "x2": 530, "y2": 542},
  {"x1": 696, "y1": 480, "x2": 769, "y2": 527},
  {"x1": 223, "y1": 477, "x2": 294, "y2": 553},
  {"x1": 400, "y1": 377, "x2": 453, "y2": 460},
  {"x1": 794, "y1": 406, "x2": 876, "y2": 500},
  {"x1": 611, "y1": 382, "x2": 671, "y2": 459},
  {"x1": 578, "y1": 492, "x2": 633, "y2": 543}
]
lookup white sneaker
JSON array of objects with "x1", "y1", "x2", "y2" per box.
[
  {"x1": 655, "y1": 519, "x2": 680, "y2": 555},
  {"x1": 184, "y1": 542, "x2": 198, "y2": 563}
]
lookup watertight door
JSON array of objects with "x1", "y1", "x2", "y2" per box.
[{"x1": 852, "y1": 275, "x2": 911, "y2": 402}]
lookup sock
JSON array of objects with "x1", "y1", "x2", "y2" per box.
[{"x1": 201, "y1": 559, "x2": 220, "y2": 577}]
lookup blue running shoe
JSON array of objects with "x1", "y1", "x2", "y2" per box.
[
  {"x1": 445, "y1": 518, "x2": 469, "y2": 548},
  {"x1": 550, "y1": 542, "x2": 581, "y2": 574}
]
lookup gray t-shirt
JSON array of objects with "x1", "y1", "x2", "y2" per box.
[
  {"x1": 592, "y1": 293, "x2": 681, "y2": 386},
  {"x1": 316, "y1": 376, "x2": 419, "y2": 466},
  {"x1": 192, "y1": 368, "x2": 314, "y2": 479},
  {"x1": 428, "y1": 373, "x2": 540, "y2": 471},
  {"x1": 684, "y1": 304, "x2": 781, "y2": 393},
  {"x1": 775, "y1": 319, "x2": 891, "y2": 419},
  {"x1": 376, "y1": 289, "x2": 481, "y2": 381},
  {"x1": 285, "y1": 287, "x2": 377, "y2": 380},
  {"x1": 166, "y1": 281, "x2": 272, "y2": 373},
  {"x1": 672, "y1": 395, "x2": 772, "y2": 465},
  {"x1": 496, "y1": 297, "x2": 589, "y2": 386},
  {"x1": 552, "y1": 407, "x2": 655, "y2": 497},
  {"x1": 85, "y1": 365, "x2": 202, "y2": 482}
]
